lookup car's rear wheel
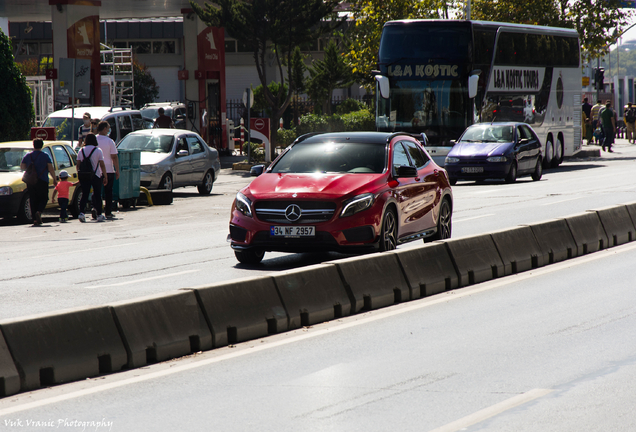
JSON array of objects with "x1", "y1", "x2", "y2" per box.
[
  {"x1": 505, "y1": 161, "x2": 517, "y2": 183},
  {"x1": 197, "y1": 170, "x2": 214, "y2": 195},
  {"x1": 427, "y1": 198, "x2": 452, "y2": 242},
  {"x1": 532, "y1": 156, "x2": 543, "y2": 181},
  {"x1": 551, "y1": 136, "x2": 564, "y2": 168},
  {"x1": 160, "y1": 173, "x2": 173, "y2": 191},
  {"x1": 380, "y1": 208, "x2": 397, "y2": 251},
  {"x1": 234, "y1": 249, "x2": 265, "y2": 264},
  {"x1": 17, "y1": 193, "x2": 32, "y2": 223}
]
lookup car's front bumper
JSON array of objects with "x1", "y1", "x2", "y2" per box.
[{"x1": 0, "y1": 191, "x2": 24, "y2": 218}]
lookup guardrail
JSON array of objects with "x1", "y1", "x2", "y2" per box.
[{"x1": 1, "y1": 203, "x2": 635, "y2": 397}]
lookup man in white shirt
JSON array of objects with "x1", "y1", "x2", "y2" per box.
[
  {"x1": 96, "y1": 121, "x2": 120, "y2": 218},
  {"x1": 76, "y1": 134, "x2": 108, "y2": 222}
]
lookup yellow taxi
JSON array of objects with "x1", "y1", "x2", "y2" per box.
[{"x1": 0, "y1": 141, "x2": 81, "y2": 223}]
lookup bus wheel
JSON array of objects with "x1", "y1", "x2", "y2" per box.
[
  {"x1": 543, "y1": 138, "x2": 554, "y2": 169},
  {"x1": 551, "y1": 136, "x2": 564, "y2": 168}
]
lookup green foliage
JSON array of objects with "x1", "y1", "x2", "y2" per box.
[
  {"x1": 336, "y1": 98, "x2": 367, "y2": 115},
  {"x1": 133, "y1": 60, "x2": 159, "y2": 109},
  {"x1": 471, "y1": 0, "x2": 634, "y2": 60},
  {"x1": 192, "y1": 0, "x2": 341, "y2": 158},
  {"x1": 276, "y1": 128, "x2": 297, "y2": 148},
  {"x1": 242, "y1": 141, "x2": 265, "y2": 162},
  {"x1": 289, "y1": 47, "x2": 307, "y2": 94},
  {"x1": 16, "y1": 56, "x2": 53, "y2": 77},
  {"x1": 295, "y1": 109, "x2": 374, "y2": 135},
  {"x1": 306, "y1": 40, "x2": 354, "y2": 115},
  {"x1": 253, "y1": 82, "x2": 288, "y2": 114},
  {"x1": 0, "y1": 29, "x2": 34, "y2": 141}
]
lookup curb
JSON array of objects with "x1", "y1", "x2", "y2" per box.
[{"x1": 1, "y1": 201, "x2": 636, "y2": 397}]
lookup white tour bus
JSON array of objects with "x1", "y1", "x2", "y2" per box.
[{"x1": 375, "y1": 19, "x2": 582, "y2": 168}]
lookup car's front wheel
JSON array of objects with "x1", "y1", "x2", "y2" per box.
[
  {"x1": 197, "y1": 170, "x2": 214, "y2": 195},
  {"x1": 505, "y1": 162, "x2": 517, "y2": 183},
  {"x1": 17, "y1": 193, "x2": 32, "y2": 223},
  {"x1": 160, "y1": 173, "x2": 173, "y2": 191},
  {"x1": 380, "y1": 208, "x2": 397, "y2": 251},
  {"x1": 234, "y1": 249, "x2": 265, "y2": 264}
]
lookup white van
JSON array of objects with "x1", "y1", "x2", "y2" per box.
[{"x1": 43, "y1": 106, "x2": 149, "y2": 145}]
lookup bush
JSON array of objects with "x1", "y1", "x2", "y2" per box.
[
  {"x1": 296, "y1": 109, "x2": 374, "y2": 135},
  {"x1": 335, "y1": 98, "x2": 367, "y2": 115},
  {"x1": 242, "y1": 141, "x2": 265, "y2": 162},
  {"x1": 276, "y1": 128, "x2": 297, "y2": 147},
  {"x1": 341, "y1": 109, "x2": 375, "y2": 131}
]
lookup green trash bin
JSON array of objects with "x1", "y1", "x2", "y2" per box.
[{"x1": 113, "y1": 149, "x2": 141, "y2": 208}]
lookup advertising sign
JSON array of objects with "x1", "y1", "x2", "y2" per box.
[{"x1": 58, "y1": 58, "x2": 92, "y2": 98}]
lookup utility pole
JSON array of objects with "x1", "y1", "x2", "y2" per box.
[{"x1": 465, "y1": 0, "x2": 471, "y2": 20}]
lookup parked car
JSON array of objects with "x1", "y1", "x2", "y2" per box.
[
  {"x1": 0, "y1": 141, "x2": 82, "y2": 223},
  {"x1": 444, "y1": 122, "x2": 543, "y2": 185},
  {"x1": 229, "y1": 131, "x2": 453, "y2": 264},
  {"x1": 140, "y1": 102, "x2": 187, "y2": 129},
  {"x1": 116, "y1": 129, "x2": 220, "y2": 194},
  {"x1": 42, "y1": 106, "x2": 149, "y2": 145}
]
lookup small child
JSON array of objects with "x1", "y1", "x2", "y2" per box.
[{"x1": 51, "y1": 170, "x2": 77, "y2": 222}]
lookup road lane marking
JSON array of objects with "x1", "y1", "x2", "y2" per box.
[
  {"x1": 2, "y1": 242, "x2": 636, "y2": 416},
  {"x1": 427, "y1": 388, "x2": 553, "y2": 432},
  {"x1": 454, "y1": 214, "x2": 495, "y2": 223},
  {"x1": 541, "y1": 196, "x2": 583, "y2": 206},
  {"x1": 84, "y1": 269, "x2": 200, "y2": 288}
]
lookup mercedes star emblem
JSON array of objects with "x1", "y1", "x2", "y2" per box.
[{"x1": 285, "y1": 204, "x2": 302, "y2": 222}]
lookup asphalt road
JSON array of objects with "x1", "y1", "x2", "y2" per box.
[
  {"x1": 1, "y1": 231, "x2": 636, "y2": 431},
  {"x1": 0, "y1": 141, "x2": 635, "y2": 321}
]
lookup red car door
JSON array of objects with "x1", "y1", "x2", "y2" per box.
[{"x1": 402, "y1": 140, "x2": 439, "y2": 232}]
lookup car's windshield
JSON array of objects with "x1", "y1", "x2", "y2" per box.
[
  {"x1": 117, "y1": 134, "x2": 174, "y2": 153},
  {"x1": 0, "y1": 148, "x2": 29, "y2": 172},
  {"x1": 460, "y1": 125, "x2": 514, "y2": 143},
  {"x1": 42, "y1": 117, "x2": 85, "y2": 141},
  {"x1": 271, "y1": 141, "x2": 386, "y2": 174}
]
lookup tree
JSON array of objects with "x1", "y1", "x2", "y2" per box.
[
  {"x1": 344, "y1": 0, "x2": 455, "y2": 91},
  {"x1": 133, "y1": 60, "x2": 159, "y2": 109},
  {"x1": 471, "y1": 0, "x2": 634, "y2": 60},
  {"x1": 0, "y1": 29, "x2": 34, "y2": 141},
  {"x1": 191, "y1": 0, "x2": 341, "y2": 159},
  {"x1": 306, "y1": 40, "x2": 354, "y2": 115}
]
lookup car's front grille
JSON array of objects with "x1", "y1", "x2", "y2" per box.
[{"x1": 254, "y1": 201, "x2": 337, "y2": 224}]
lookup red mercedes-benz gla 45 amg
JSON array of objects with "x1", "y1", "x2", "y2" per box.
[{"x1": 229, "y1": 132, "x2": 453, "y2": 264}]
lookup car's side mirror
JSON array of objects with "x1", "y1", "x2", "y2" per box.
[
  {"x1": 176, "y1": 149, "x2": 188, "y2": 157},
  {"x1": 450, "y1": 140, "x2": 457, "y2": 146},
  {"x1": 518, "y1": 138, "x2": 530, "y2": 146},
  {"x1": 468, "y1": 69, "x2": 481, "y2": 99},
  {"x1": 250, "y1": 164, "x2": 265, "y2": 176},
  {"x1": 396, "y1": 165, "x2": 417, "y2": 178}
]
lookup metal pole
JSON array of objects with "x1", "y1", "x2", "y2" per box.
[
  {"x1": 465, "y1": 0, "x2": 471, "y2": 20},
  {"x1": 246, "y1": 87, "x2": 251, "y2": 163},
  {"x1": 71, "y1": 58, "x2": 76, "y2": 148}
]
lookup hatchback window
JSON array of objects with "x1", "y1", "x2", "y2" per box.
[
  {"x1": 42, "y1": 117, "x2": 84, "y2": 141},
  {"x1": 118, "y1": 134, "x2": 174, "y2": 153},
  {"x1": 131, "y1": 114, "x2": 145, "y2": 130},
  {"x1": 271, "y1": 141, "x2": 386, "y2": 174},
  {"x1": 402, "y1": 141, "x2": 429, "y2": 168},
  {"x1": 118, "y1": 115, "x2": 133, "y2": 140},
  {"x1": 107, "y1": 117, "x2": 117, "y2": 140},
  {"x1": 52, "y1": 145, "x2": 73, "y2": 169},
  {"x1": 0, "y1": 148, "x2": 29, "y2": 171},
  {"x1": 392, "y1": 143, "x2": 412, "y2": 172}
]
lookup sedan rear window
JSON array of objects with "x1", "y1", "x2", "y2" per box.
[
  {"x1": 271, "y1": 142, "x2": 386, "y2": 174},
  {"x1": 460, "y1": 125, "x2": 514, "y2": 143},
  {"x1": 118, "y1": 134, "x2": 174, "y2": 153}
]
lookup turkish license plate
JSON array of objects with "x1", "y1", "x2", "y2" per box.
[
  {"x1": 270, "y1": 226, "x2": 316, "y2": 237},
  {"x1": 461, "y1": 167, "x2": 484, "y2": 174}
]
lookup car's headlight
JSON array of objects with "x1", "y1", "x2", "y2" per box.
[
  {"x1": 340, "y1": 193, "x2": 375, "y2": 218},
  {"x1": 487, "y1": 156, "x2": 508, "y2": 163},
  {"x1": 141, "y1": 164, "x2": 159, "y2": 173},
  {"x1": 235, "y1": 192, "x2": 253, "y2": 217},
  {"x1": 0, "y1": 186, "x2": 12, "y2": 196},
  {"x1": 445, "y1": 157, "x2": 460, "y2": 164}
]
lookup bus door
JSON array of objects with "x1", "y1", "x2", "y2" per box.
[{"x1": 207, "y1": 82, "x2": 222, "y2": 150}]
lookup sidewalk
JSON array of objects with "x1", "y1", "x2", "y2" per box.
[{"x1": 568, "y1": 137, "x2": 636, "y2": 161}]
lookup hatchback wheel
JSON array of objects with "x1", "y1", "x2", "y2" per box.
[
  {"x1": 532, "y1": 157, "x2": 543, "y2": 181},
  {"x1": 380, "y1": 208, "x2": 397, "y2": 251},
  {"x1": 505, "y1": 162, "x2": 517, "y2": 183},
  {"x1": 234, "y1": 249, "x2": 265, "y2": 264},
  {"x1": 160, "y1": 173, "x2": 173, "y2": 191},
  {"x1": 428, "y1": 198, "x2": 452, "y2": 242},
  {"x1": 17, "y1": 193, "x2": 32, "y2": 223},
  {"x1": 197, "y1": 170, "x2": 214, "y2": 195}
]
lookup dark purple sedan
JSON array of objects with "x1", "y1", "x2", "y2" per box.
[{"x1": 444, "y1": 122, "x2": 543, "y2": 185}]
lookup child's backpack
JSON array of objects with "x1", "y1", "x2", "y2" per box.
[{"x1": 78, "y1": 147, "x2": 97, "y2": 181}]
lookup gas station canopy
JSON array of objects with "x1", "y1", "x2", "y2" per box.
[{"x1": 0, "y1": 0, "x2": 197, "y2": 22}]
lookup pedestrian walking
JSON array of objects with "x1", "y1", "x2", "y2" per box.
[
  {"x1": 153, "y1": 108, "x2": 175, "y2": 128},
  {"x1": 600, "y1": 100, "x2": 616, "y2": 153},
  {"x1": 76, "y1": 134, "x2": 108, "y2": 222},
  {"x1": 20, "y1": 138, "x2": 57, "y2": 226},
  {"x1": 624, "y1": 102, "x2": 636, "y2": 144},
  {"x1": 96, "y1": 121, "x2": 120, "y2": 218},
  {"x1": 591, "y1": 99, "x2": 604, "y2": 144},
  {"x1": 51, "y1": 170, "x2": 77, "y2": 222},
  {"x1": 76, "y1": 112, "x2": 93, "y2": 149}
]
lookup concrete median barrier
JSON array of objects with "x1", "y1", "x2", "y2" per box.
[
  {"x1": 0, "y1": 331, "x2": 20, "y2": 397},
  {"x1": 444, "y1": 233, "x2": 505, "y2": 287},
  {"x1": 565, "y1": 211, "x2": 609, "y2": 255},
  {"x1": 525, "y1": 219, "x2": 578, "y2": 264},
  {"x1": 590, "y1": 205, "x2": 635, "y2": 247},
  {"x1": 330, "y1": 253, "x2": 410, "y2": 312},
  {"x1": 110, "y1": 291, "x2": 212, "y2": 368},
  {"x1": 391, "y1": 242, "x2": 459, "y2": 298},
  {"x1": 271, "y1": 264, "x2": 351, "y2": 330},
  {"x1": 0, "y1": 306, "x2": 127, "y2": 392},
  {"x1": 625, "y1": 202, "x2": 636, "y2": 227},
  {"x1": 491, "y1": 226, "x2": 544, "y2": 275},
  {"x1": 190, "y1": 276, "x2": 288, "y2": 348}
]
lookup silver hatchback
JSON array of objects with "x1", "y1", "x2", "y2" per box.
[{"x1": 116, "y1": 129, "x2": 221, "y2": 194}]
